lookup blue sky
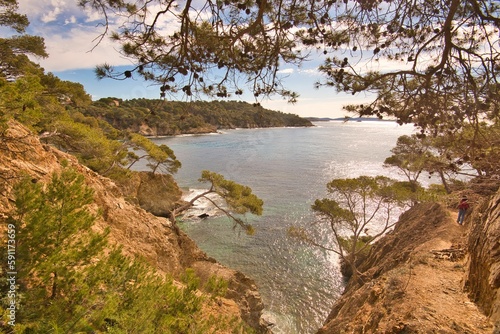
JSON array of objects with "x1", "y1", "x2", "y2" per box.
[{"x1": 13, "y1": 0, "x2": 377, "y2": 118}]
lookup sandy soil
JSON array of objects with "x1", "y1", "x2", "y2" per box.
[
  {"x1": 317, "y1": 205, "x2": 494, "y2": 334},
  {"x1": 397, "y1": 210, "x2": 493, "y2": 333}
]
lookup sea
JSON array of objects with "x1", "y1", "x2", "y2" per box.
[{"x1": 147, "y1": 120, "x2": 416, "y2": 334}]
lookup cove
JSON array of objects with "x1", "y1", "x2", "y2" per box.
[{"x1": 151, "y1": 121, "x2": 414, "y2": 333}]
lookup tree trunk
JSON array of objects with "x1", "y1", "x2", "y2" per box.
[
  {"x1": 438, "y1": 170, "x2": 451, "y2": 194},
  {"x1": 51, "y1": 271, "x2": 57, "y2": 299}
]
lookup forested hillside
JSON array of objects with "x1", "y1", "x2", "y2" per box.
[
  {"x1": 84, "y1": 98, "x2": 312, "y2": 136},
  {"x1": 2, "y1": 0, "x2": 500, "y2": 332},
  {"x1": 0, "y1": 1, "x2": 273, "y2": 332}
]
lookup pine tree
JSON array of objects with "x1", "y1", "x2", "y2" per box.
[
  {"x1": 1, "y1": 162, "x2": 254, "y2": 333},
  {"x1": 4, "y1": 162, "x2": 108, "y2": 331},
  {"x1": 291, "y1": 176, "x2": 414, "y2": 283},
  {"x1": 171, "y1": 170, "x2": 264, "y2": 234}
]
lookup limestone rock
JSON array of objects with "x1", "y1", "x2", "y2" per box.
[
  {"x1": 465, "y1": 190, "x2": 500, "y2": 332},
  {"x1": 0, "y1": 120, "x2": 268, "y2": 333},
  {"x1": 317, "y1": 202, "x2": 494, "y2": 334}
]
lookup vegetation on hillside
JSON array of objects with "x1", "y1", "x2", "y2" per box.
[
  {"x1": 1, "y1": 0, "x2": 500, "y2": 330},
  {"x1": 1, "y1": 165, "x2": 252, "y2": 333},
  {"x1": 0, "y1": 2, "x2": 266, "y2": 332},
  {"x1": 85, "y1": 98, "x2": 312, "y2": 135}
]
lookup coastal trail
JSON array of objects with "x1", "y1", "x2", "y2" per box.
[
  {"x1": 317, "y1": 203, "x2": 493, "y2": 333},
  {"x1": 391, "y1": 209, "x2": 492, "y2": 333}
]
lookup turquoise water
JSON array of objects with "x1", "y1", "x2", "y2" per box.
[{"x1": 151, "y1": 121, "x2": 414, "y2": 333}]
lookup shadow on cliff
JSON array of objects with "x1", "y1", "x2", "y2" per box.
[{"x1": 317, "y1": 193, "x2": 500, "y2": 334}]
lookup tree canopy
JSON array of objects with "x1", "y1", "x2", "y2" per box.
[
  {"x1": 385, "y1": 120, "x2": 500, "y2": 194},
  {"x1": 384, "y1": 135, "x2": 430, "y2": 185},
  {"x1": 0, "y1": 0, "x2": 47, "y2": 79},
  {"x1": 83, "y1": 0, "x2": 499, "y2": 133},
  {"x1": 290, "y1": 175, "x2": 415, "y2": 282},
  {"x1": 127, "y1": 132, "x2": 181, "y2": 174},
  {"x1": 172, "y1": 171, "x2": 264, "y2": 234},
  {"x1": 320, "y1": 0, "x2": 500, "y2": 133}
]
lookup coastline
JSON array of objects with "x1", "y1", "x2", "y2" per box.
[{"x1": 145, "y1": 123, "x2": 316, "y2": 138}]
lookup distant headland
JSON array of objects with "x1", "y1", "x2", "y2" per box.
[{"x1": 306, "y1": 117, "x2": 396, "y2": 122}]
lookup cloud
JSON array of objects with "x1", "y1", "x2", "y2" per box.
[
  {"x1": 20, "y1": 0, "x2": 106, "y2": 30},
  {"x1": 65, "y1": 16, "x2": 77, "y2": 25},
  {"x1": 34, "y1": 0, "x2": 72, "y2": 23},
  {"x1": 13, "y1": 0, "x2": 131, "y2": 71},
  {"x1": 279, "y1": 66, "x2": 326, "y2": 77},
  {"x1": 14, "y1": 0, "x2": 187, "y2": 72},
  {"x1": 36, "y1": 28, "x2": 129, "y2": 71},
  {"x1": 278, "y1": 68, "x2": 295, "y2": 74},
  {"x1": 41, "y1": 7, "x2": 62, "y2": 23},
  {"x1": 298, "y1": 68, "x2": 321, "y2": 76},
  {"x1": 83, "y1": 6, "x2": 106, "y2": 23}
]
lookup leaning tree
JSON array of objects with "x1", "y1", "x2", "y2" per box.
[
  {"x1": 290, "y1": 176, "x2": 414, "y2": 283},
  {"x1": 170, "y1": 170, "x2": 264, "y2": 235}
]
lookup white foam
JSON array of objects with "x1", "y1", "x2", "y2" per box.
[{"x1": 181, "y1": 188, "x2": 226, "y2": 220}]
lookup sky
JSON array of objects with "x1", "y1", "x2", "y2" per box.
[{"x1": 12, "y1": 0, "x2": 380, "y2": 118}]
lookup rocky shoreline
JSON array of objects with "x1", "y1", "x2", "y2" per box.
[
  {"x1": 0, "y1": 120, "x2": 271, "y2": 333},
  {"x1": 1, "y1": 120, "x2": 498, "y2": 333}
]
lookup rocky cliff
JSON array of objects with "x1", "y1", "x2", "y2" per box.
[
  {"x1": 0, "y1": 120, "x2": 268, "y2": 333},
  {"x1": 317, "y1": 197, "x2": 499, "y2": 333},
  {"x1": 465, "y1": 190, "x2": 500, "y2": 331}
]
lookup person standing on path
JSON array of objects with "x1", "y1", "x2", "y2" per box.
[{"x1": 457, "y1": 196, "x2": 469, "y2": 225}]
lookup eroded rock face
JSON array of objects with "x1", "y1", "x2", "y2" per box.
[
  {"x1": 136, "y1": 172, "x2": 182, "y2": 217},
  {"x1": 317, "y1": 202, "x2": 494, "y2": 334},
  {"x1": 356, "y1": 203, "x2": 450, "y2": 282},
  {"x1": 0, "y1": 120, "x2": 268, "y2": 333},
  {"x1": 465, "y1": 190, "x2": 500, "y2": 331},
  {"x1": 115, "y1": 170, "x2": 182, "y2": 218}
]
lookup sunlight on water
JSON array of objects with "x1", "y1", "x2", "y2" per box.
[{"x1": 145, "y1": 121, "x2": 415, "y2": 333}]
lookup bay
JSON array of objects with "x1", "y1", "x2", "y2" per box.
[{"x1": 150, "y1": 121, "x2": 414, "y2": 333}]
